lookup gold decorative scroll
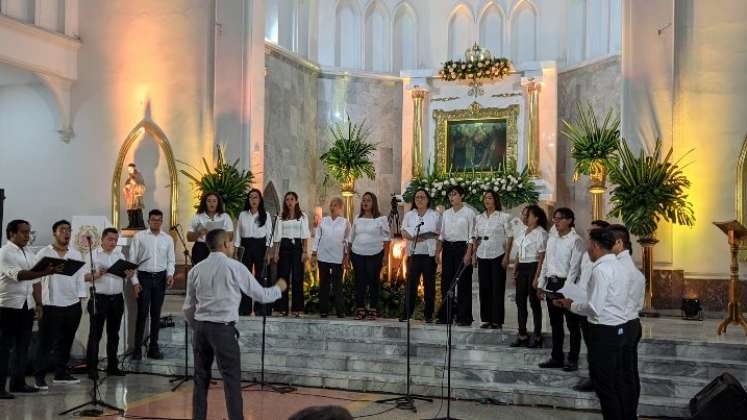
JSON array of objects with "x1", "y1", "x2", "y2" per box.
[
  {"x1": 524, "y1": 80, "x2": 541, "y2": 177},
  {"x1": 432, "y1": 96, "x2": 460, "y2": 102},
  {"x1": 433, "y1": 102, "x2": 519, "y2": 176},
  {"x1": 736, "y1": 134, "x2": 747, "y2": 260},
  {"x1": 491, "y1": 92, "x2": 522, "y2": 98},
  {"x1": 111, "y1": 120, "x2": 179, "y2": 229},
  {"x1": 411, "y1": 88, "x2": 427, "y2": 178}
]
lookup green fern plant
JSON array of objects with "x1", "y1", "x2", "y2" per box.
[
  {"x1": 320, "y1": 115, "x2": 377, "y2": 186},
  {"x1": 607, "y1": 139, "x2": 695, "y2": 238},
  {"x1": 562, "y1": 102, "x2": 621, "y2": 181},
  {"x1": 178, "y1": 145, "x2": 254, "y2": 219}
]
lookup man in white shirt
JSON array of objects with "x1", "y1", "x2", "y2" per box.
[
  {"x1": 311, "y1": 198, "x2": 350, "y2": 318},
  {"x1": 183, "y1": 229, "x2": 287, "y2": 420},
  {"x1": 33, "y1": 220, "x2": 88, "y2": 390},
  {"x1": 555, "y1": 227, "x2": 631, "y2": 420},
  {"x1": 0, "y1": 220, "x2": 61, "y2": 398},
  {"x1": 85, "y1": 228, "x2": 136, "y2": 379},
  {"x1": 130, "y1": 209, "x2": 176, "y2": 360},
  {"x1": 608, "y1": 224, "x2": 645, "y2": 420}
]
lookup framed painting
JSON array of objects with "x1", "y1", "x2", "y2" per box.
[{"x1": 433, "y1": 102, "x2": 519, "y2": 175}]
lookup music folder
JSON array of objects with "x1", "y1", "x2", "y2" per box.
[
  {"x1": 106, "y1": 258, "x2": 148, "y2": 278},
  {"x1": 31, "y1": 257, "x2": 86, "y2": 277}
]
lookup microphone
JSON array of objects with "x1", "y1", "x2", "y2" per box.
[
  {"x1": 416, "y1": 221, "x2": 425, "y2": 227},
  {"x1": 85, "y1": 235, "x2": 93, "y2": 244}
]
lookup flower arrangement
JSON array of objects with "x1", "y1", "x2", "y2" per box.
[
  {"x1": 561, "y1": 102, "x2": 621, "y2": 182},
  {"x1": 403, "y1": 164, "x2": 539, "y2": 211},
  {"x1": 320, "y1": 114, "x2": 377, "y2": 190},
  {"x1": 439, "y1": 57, "x2": 511, "y2": 82}
]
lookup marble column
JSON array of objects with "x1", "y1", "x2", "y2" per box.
[
  {"x1": 411, "y1": 87, "x2": 427, "y2": 178},
  {"x1": 522, "y1": 78, "x2": 541, "y2": 177}
]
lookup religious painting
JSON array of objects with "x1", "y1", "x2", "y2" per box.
[{"x1": 433, "y1": 102, "x2": 519, "y2": 175}]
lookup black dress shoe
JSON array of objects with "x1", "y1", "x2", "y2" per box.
[
  {"x1": 106, "y1": 367, "x2": 126, "y2": 376},
  {"x1": 510, "y1": 336, "x2": 530, "y2": 347},
  {"x1": 424, "y1": 318, "x2": 434, "y2": 324},
  {"x1": 147, "y1": 350, "x2": 164, "y2": 360},
  {"x1": 0, "y1": 390, "x2": 14, "y2": 399},
  {"x1": 573, "y1": 378, "x2": 595, "y2": 392},
  {"x1": 538, "y1": 358, "x2": 565, "y2": 369},
  {"x1": 480, "y1": 323, "x2": 492, "y2": 329},
  {"x1": 527, "y1": 334, "x2": 544, "y2": 348},
  {"x1": 9, "y1": 384, "x2": 38, "y2": 394},
  {"x1": 563, "y1": 361, "x2": 579, "y2": 372}
]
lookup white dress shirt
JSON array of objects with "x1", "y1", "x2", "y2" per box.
[
  {"x1": 474, "y1": 210, "x2": 513, "y2": 259},
  {"x1": 35, "y1": 245, "x2": 88, "y2": 307},
  {"x1": 350, "y1": 216, "x2": 390, "y2": 256},
  {"x1": 618, "y1": 250, "x2": 645, "y2": 320},
  {"x1": 312, "y1": 216, "x2": 351, "y2": 264},
  {"x1": 515, "y1": 227, "x2": 548, "y2": 263},
  {"x1": 189, "y1": 212, "x2": 234, "y2": 242},
  {"x1": 538, "y1": 228, "x2": 585, "y2": 289},
  {"x1": 129, "y1": 229, "x2": 176, "y2": 285},
  {"x1": 183, "y1": 252, "x2": 282, "y2": 324},
  {"x1": 0, "y1": 242, "x2": 38, "y2": 309},
  {"x1": 273, "y1": 213, "x2": 311, "y2": 243},
  {"x1": 402, "y1": 209, "x2": 441, "y2": 256},
  {"x1": 576, "y1": 252, "x2": 593, "y2": 291},
  {"x1": 571, "y1": 253, "x2": 630, "y2": 325},
  {"x1": 234, "y1": 210, "x2": 274, "y2": 247},
  {"x1": 439, "y1": 206, "x2": 476, "y2": 243},
  {"x1": 92, "y1": 248, "x2": 134, "y2": 295}
]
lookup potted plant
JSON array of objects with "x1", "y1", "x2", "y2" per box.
[
  {"x1": 607, "y1": 138, "x2": 695, "y2": 315},
  {"x1": 561, "y1": 102, "x2": 621, "y2": 220},
  {"x1": 179, "y1": 145, "x2": 254, "y2": 219}
]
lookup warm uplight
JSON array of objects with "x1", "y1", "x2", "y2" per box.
[{"x1": 392, "y1": 239, "x2": 406, "y2": 259}]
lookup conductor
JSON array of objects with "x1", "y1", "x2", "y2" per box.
[{"x1": 183, "y1": 229, "x2": 287, "y2": 420}]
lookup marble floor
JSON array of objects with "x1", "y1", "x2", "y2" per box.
[{"x1": 0, "y1": 374, "x2": 602, "y2": 420}]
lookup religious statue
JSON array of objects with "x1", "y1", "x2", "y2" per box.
[{"x1": 123, "y1": 163, "x2": 146, "y2": 229}]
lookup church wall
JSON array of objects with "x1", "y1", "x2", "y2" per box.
[{"x1": 556, "y1": 55, "x2": 622, "y2": 236}]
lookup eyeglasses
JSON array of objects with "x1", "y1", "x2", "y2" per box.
[{"x1": 552, "y1": 216, "x2": 568, "y2": 221}]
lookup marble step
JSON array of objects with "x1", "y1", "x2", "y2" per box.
[{"x1": 133, "y1": 358, "x2": 691, "y2": 418}]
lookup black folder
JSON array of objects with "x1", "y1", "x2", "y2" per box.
[
  {"x1": 106, "y1": 259, "x2": 141, "y2": 278},
  {"x1": 31, "y1": 257, "x2": 86, "y2": 277}
]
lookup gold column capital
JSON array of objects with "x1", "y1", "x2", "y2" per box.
[{"x1": 411, "y1": 87, "x2": 428, "y2": 99}]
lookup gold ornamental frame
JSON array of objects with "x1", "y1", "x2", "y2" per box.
[
  {"x1": 111, "y1": 119, "x2": 179, "y2": 229},
  {"x1": 735, "y1": 134, "x2": 747, "y2": 260},
  {"x1": 433, "y1": 102, "x2": 519, "y2": 175}
]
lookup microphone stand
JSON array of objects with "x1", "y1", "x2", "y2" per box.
[
  {"x1": 376, "y1": 220, "x2": 432, "y2": 412},
  {"x1": 425, "y1": 262, "x2": 467, "y2": 420},
  {"x1": 242, "y1": 214, "x2": 295, "y2": 394},
  {"x1": 60, "y1": 238, "x2": 124, "y2": 416},
  {"x1": 170, "y1": 225, "x2": 195, "y2": 391}
]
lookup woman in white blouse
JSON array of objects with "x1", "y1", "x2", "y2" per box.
[
  {"x1": 311, "y1": 197, "x2": 350, "y2": 318},
  {"x1": 348, "y1": 192, "x2": 390, "y2": 320},
  {"x1": 187, "y1": 192, "x2": 234, "y2": 265},
  {"x1": 235, "y1": 188, "x2": 273, "y2": 316},
  {"x1": 511, "y1": 205, "x2": 548, "y2": 348},
  {"x1": 400, "y1": 188, "x2": 440, "y2": 323},
  {"x1": 271, "y1": 192, "x2": 310, "y2": 317},
  {"x1": 474, "y1": 191, "x2": 513, "y2": 329}
]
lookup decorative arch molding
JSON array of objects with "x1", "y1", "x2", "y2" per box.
[
  {"x1": 508, "y1": 0, "x2": 540, "y2": 64},
  {"x1": 477, "y1": 1, "x2": 506, "y2": 55},
  {"x1": 364, "y1": 0, "x2": 391, "y2": 71},
  {"x1": 447, "y1": 3, "x2": 476, "y2": 59},
  {"x1": 263, "y1": 181, "x2": 280, "y2": 216},
  {"x1": 391, "y1": 1, "x2": 418, "y2": 72},
  {"x1": 111, "y1": 119, "x2": 179, "y2": 229},
  {"x1": 33, "y1": 72, "x2": 74, "y2": 142},
  {"x1": 335, "y1": 0, "x2": 364, "y2": 68}
]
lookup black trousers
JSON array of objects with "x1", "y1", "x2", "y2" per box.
[
  {"x1": 239, "y1": 238, "x2": 267, "y2": 315},
  {"x1": 0, "y1": 303, "x2": 34, "y2": 389},
  {"x1": 515, "y1": 262, "x2": 542, "y2": 336},
  {"x1": 621, "y1": 318, "x2": 642, "y2": 420},
  {"x1": 437, "y1": 241, "x2": 473, "y2": 324},
  {"x1": 546, "y1": 292, "x2": 582, "y2": 363},
  {"x1": 352, "y1": 251, "x2": 384, "y2": 310},
  {"x1": 86, "y1": 293, "x2": 124, "y2": 371},
  {"x1": 477, "y1": 255, "x2": 506, "y2": 325},
  {"x1": 134, "y1": 271, "x2": 167, "y2": 353},
  {"x1": 192, "y1": 320, "x2": 243, "y2": 420},
  {"x1": 191, "y1": 241, "x2": 210, "y2": 266},
  {"x1": 35, "y1": 302, "x2": 82, "y2": 379},
  {"x1": 276, "y1": 239, "x2": 304, "y2": 313},
  {"x1": 403, "y1": 255, "x2": 436, "y2": 320},
  {"x1": 588, "y1": 322, "x2": 627, "y2": 420},
  {"x1": 318, "y1": 261, "x2": 344, "y2": 316}
]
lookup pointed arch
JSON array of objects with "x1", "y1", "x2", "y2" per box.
[
  {"x1": 111, "y1": 119, "x2": 178, "y2": 229},
  {"x1": 364, "y1": 0, "x2": 391, "y2": 71},
  {"x1": 566, "y1": 0, "x2": 587, "y2": 65},
  {"x1": 478, "y1": 1, "x2": 505, "y2": 56},
  {"x1": 447, "y1": 3, "x2": 475, "y2": 59},
  {"x1": 263, "y1": 181, "x2": 281, "y2": 216},
  {"x1": 335, "y1": 0, "x2": 363, "y2": 69},
  {"x1": 392, "y1": 1, "x2": 418, "y2": 72},
  {"x1": 509, "y1": 0, "x2": 539, "y2": 65}
]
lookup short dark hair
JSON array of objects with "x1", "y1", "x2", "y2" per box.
[
  {"x1": 101, "y1": 227, "x2": 119, "y2": 239},
  {"x1": 608, "y1": 224, "x2": 633, "y2": 253},
  {"x1": 446, "y1": 185, "x2": 465, "y2": 197},
  {"x1": 6, "y1": 220, "x2": 29, "y2": 239},
  {"x1": 52, "y1": 220, "x2": 71, "y2": 232},
  {"x1": 148, "y1": 209, "x2": 163, "y2": 219},
  {"x1": 289, "y1": 405, "x2": 353, "y2": 420},
  {"x1": 554, "y1": 207, "x2": 576, "y2": 227},
  {"x1": 411, "y1": 188, "x2": 432, "y2": 208},
  {"x1": 591, "y1": 220, "x2": 610, "y2": 228},
  {"x1": 589, "y1": 227, "x2": 616, "y2": 250},
  {"x1": 206, "y1": 229, "x2": 227, "y2": 251}
]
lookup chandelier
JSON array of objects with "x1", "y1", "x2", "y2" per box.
[{"x1": 440, "y1": 43, "x2": 511, "y2": 98}]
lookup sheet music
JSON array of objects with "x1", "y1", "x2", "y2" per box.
[{"x1": 557, "y1": 281, "x2": 588, "y2": 305}]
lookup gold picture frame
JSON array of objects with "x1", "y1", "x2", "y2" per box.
[{"x1": 433, "y1": 102, "x2": 519, "y2": 175}]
